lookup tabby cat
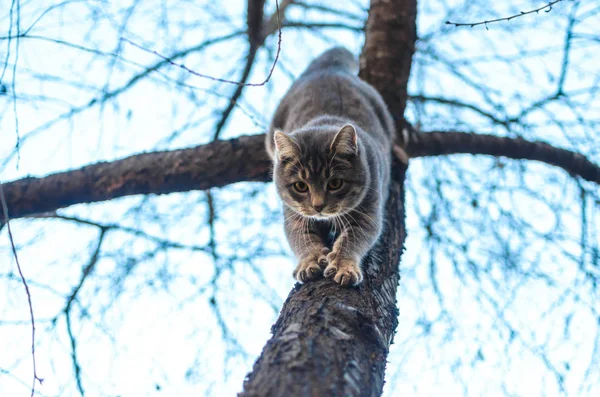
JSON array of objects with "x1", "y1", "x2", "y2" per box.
[{"x1": 267, "y1": 47, "x2": 394, "y2": 286}]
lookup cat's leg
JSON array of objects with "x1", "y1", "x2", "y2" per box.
[
  {"x1": 324, "y1": 209, "x2": 382, "y2": 286},
  {"x1": 284, "y1": 209, "x2": 330, "y2": 283}
]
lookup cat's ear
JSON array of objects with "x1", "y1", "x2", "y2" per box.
[
  {"x1": 274, "y1": 130, "x2": 299, "y2": 160},
  {"x1": 330, "y1": 124, "x2": 358, "y2": 155}
]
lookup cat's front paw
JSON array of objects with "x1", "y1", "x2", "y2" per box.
[
  {"x1": 293, "y1": 247, "x2": 330, "y2": 283},
  {"x1": 323, "y1": 253, "x2": 363, "y2": 287}
]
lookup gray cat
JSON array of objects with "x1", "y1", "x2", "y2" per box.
[{"x1": 267, "y1": 47, "x2": 394, "y2": 286}]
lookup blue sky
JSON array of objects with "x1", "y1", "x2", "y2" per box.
[{"x1": 1, "y1": 0, "x2": 599, "y2": 396}]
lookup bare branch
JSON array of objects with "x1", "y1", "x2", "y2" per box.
[
  {"x1": 446, "y1": 1, "x2": 565, "y2": 29},
  {"x1": 212, "y1": 0, "x2": 288, "y2": 140},
  {"x1": 120, "y1": 35, "x2": 281, "y2": 88},
  {"x1": 247, "y1": 0, "x2": 267, "y2": 46},
  {"x1": 3, "y1": 128, "x2": 600, "y2": 223},
  {"x1": 406, "y1": 131, "x2": 600, "y2": 184},
  {"x1": 409, "y1": 95, "x2": 510, "y2": 127},
  {"x1": 359, "y1": 0, "x2": 417, "y2": 132},
  {"x1": 1, "y1": 31, "x2": 243, "y2": 171},
  {"x1": 1, "y1": 134, "x2": 271, "y2": 220},
  {"x1": 64, "y1": 229, "x2": 106, "y2": 397},
  {"x1": 283, "y1": 21, "x2": 363, "y2": 31},
  {"x1": 0, "y1": 179, "x2": 43, "y2": 396}
]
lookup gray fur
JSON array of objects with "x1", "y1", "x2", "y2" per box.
[{"x1": 267, "y1": 47, "x2": 394, "y2": 286}]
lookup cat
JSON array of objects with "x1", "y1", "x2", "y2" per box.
[{"x1": 266, "y1": 47, "x2": 394, "y2": 286}]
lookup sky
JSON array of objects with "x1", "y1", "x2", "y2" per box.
[{"x1": 1, "y1": 0, "x2": 599, "y2": 396}]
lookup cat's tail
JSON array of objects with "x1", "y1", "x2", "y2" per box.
[{"x1": 302, "y1": 47, "x2": 358, "y2": 76}]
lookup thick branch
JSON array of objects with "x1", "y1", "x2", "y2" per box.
[
  {"x1": 247, "y1": 0, "x2": 267, "y2": 47},
  {"x1": 240, "y1": 161, "x2": 406, "y2": 396},
  {"x1": 2, "y1": 135, "x2": 271, "y2": 221},
  {"x1": 358, "y1": 0, "x2": 417, "y2": 132},
  {"x1": 406, "y1": 131, "x2": 600, "y2": 184},
  {"x1": 3, "y1": 131, "x2": 599, "y2": 222}
]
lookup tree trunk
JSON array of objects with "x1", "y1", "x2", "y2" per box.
[
  {"x1": 240, "y1": 1, "x2": 417, "y2": 396},
  {"x1": 240, "y1": 163, "x2": 406, "y2": 397}
]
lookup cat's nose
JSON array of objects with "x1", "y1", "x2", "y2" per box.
[{"x1": 313, "y1": 203, "x2": 325, "y2": 212}]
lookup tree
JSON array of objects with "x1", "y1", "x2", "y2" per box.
[{"x1": 1, "y1": 0, "x2": 599, "y2": 396}]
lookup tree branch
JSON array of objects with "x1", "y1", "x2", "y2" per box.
[
  {"x1": 409, "y1": 95, "x2": 510, "y2": 127},
  {"x1": 358, "y1": 0, "x2": 417, "y2": 133},
  {"x1": 3, "y1": 130, "x2": 599, "y2": 223},
  {"x1": 406, "y1": 131, "x2": 600, "y2": 184},
  {"x1": 64, "y1": 228, "x2": 106, "y2": 397},
  {"x1": 446, "y1": 0, "x2": 564, "y2": 29},
  {"x1": 240, "y1": 161, "x2": 406, "y2": 396},
  {"x1": 1, "y1": 134, "x2": 271, "y2": 221},
  {"x1": 212, "y1": 0, "x2": 290, "y2": 140},
  {"x1": 247, "y1": 0, "x2": 267, "y2": 47},
  {"x1": 0, "y1": 180, "x2": 43, "y2": 396}
]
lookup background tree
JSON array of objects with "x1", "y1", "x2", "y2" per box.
[{"x1": 1, "y1": 0, "x2": 599, "y2": 396}]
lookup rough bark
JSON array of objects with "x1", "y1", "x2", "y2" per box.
[
  {"x1": 3, "y1": 130, "x2": 599, "y2": 222},
  {"x1": 240, "y1": 162, "x2": 406, "y2": 397},
  {"x1": 1, "y1": 134, "x2": 270, "y2": 220},
  {"x1": 407, "y1": 131, "x2": 600, "y2": 184},
  {"x1": 240, "y1": 1, "x2": 416, "y2": 396},
  {"x1": 359, "y1": 0, "x2": 417, "y2": 132}
]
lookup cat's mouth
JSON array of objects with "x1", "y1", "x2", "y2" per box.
[
  {"x1": 300, "y1": 209, "x2": 337, "y2": 220},
  {"x1": 311, "y1": 213, "x2": 331, "y2": 220}
]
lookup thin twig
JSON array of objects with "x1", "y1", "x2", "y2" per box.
[
  {"x1": 446, "y1": 1, "x2": 564, "y2": 29},
  {"x1": 64, "y1": 229, "x2": 106, "y2": 396},
  {"x1": 120, "y1": 0, "x2": 282, "y2": 88},
  {"x1": 65, "y1": 309, "x2": 83, "y2": 396},
  {"x1": 11, "y1": 0, "x2": 21, "y2": 167},
  {"x1": 211, "y1": 0, "x2": 285, "y2": 140},
  {"x1": 0, "y1": 179, "x2": 43, "y2": 396},
  {"x1": 409, "y1": 94, "x2": 510, "y2": 127}
]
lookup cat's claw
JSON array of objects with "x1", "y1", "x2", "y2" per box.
[
  {"x1": 293, "y1": 261, "x2": 321, "y2": 283},
  {"x1": 324, "y1": 253, "x2": 363, "y2": 287},
  {"x1": 293, "y1": 247, "x2": 330, "y2": 283},
  {"x1": 317, "y1": 247, "x2": 330, "y2": 268}
]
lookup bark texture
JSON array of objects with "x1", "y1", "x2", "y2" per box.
[
  {"x1": 407, "y1": 131, "x2": 600, "y2": 184},
  {"x1": 240, "y1": 162, "x2": 406, "y2": 397},
  {"x1": 2, "y1": 134, "x2": 270, "y2": 220},
  {"x1": 359, "y1": 0, "x2": 417, "y2": 132},
  {"x1": 240, "y1": 1, "x2": 416, "y2": 396},
  {"x1": 4, "y1": 130, "x2": 599, "y2": 222}
]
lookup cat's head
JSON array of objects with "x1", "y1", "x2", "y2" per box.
[{"x1": 272, "y1": 124, "x2": 368, "y2": 219}]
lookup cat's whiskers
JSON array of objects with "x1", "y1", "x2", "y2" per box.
[
  {"x1": 331, "y1": 215, "x2": 339, "y2": 237},
  {"x1": 300, "y1": 217, "x2": 311, "y2": 256},
  {"x1": 333, "y1": 214, "x2": 347, "y2": 253},
  {"x1": 286, "y1": 211, "x2": 313, "y2": 259},
  {"x1": 341, "y1": 211, "x2": 370, "y2": 242},
  {"x1": 353, "y1": 205, "x2": 379, "y2": 229},
  {"x1": 285, "y1": 212, "x2": 304, "y2": 254}
]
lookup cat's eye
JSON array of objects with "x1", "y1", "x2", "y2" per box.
[
  {"x1": 328, "y1": 179, "x2": 343, "y2": 190},
  {"x1": 293, "y1": 181, "x2": 309, "y2": 193}
]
